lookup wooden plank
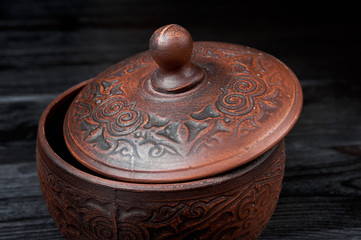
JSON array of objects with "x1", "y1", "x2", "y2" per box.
[
  {"x1": 0, "y1": 94, "x2": 54, "y2": 164},
  {"x1": 0, "y1": 162, "x2": 63, "y2": 239},
  {"x1": 261, "y1": 197, "x2": 361, "y2": 239}
]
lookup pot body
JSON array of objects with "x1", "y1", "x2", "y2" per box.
[{"x1": 36, "y1": 81, "x2": 285, "y2": 240}]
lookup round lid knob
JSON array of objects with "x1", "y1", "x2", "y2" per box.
[
  {"x1": 149, "y1": 24, "x2": 204, "y2": 93},
  {"x1": 63, "y1": 24, "x2": 303, "y2": 183}
]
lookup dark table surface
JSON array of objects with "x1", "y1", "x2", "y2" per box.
[{"x1": 1, "y1": 1, "x2": 361, "y2": 239}]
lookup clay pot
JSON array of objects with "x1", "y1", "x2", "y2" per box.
[{"x1": 36, "y1": 24, "x2": 302, "y2": 240}]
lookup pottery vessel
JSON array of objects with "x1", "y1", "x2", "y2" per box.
[{"x1": 36, "y1": 24, "x2": 302, "y2": 239}]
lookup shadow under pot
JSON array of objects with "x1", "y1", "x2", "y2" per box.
[{"x1": 36, "y1": 24, "x2": 302, "y2": 240}]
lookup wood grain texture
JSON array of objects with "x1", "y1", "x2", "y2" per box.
[{"x1": 1, "y1": 0, "x2": 360, "y2": 239}]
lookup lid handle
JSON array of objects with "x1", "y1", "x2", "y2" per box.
[{"x1": 149, "y1": 24, "x2": 204, "y2": 94}]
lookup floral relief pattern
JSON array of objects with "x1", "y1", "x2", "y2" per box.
[
  {"x1": 38, "y1": 142, "x2": 285, "y2": 240},
  {"x1": 115, "y1": 150, "x2": 284, "y2": 240},
  {"x1": 38, "y1": 160, "x2": 116, "y2": 239},
  {"x1": 67, "y1": 43, "x2": 292, "y2": 166}
]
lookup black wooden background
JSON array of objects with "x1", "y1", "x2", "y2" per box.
[{"x1": 1, "y1": 0, "x2": 361, "y2": 239}]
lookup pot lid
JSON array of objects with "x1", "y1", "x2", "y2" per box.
[{"x1": 64, "y1": 24, "x2": 302, "y2": 183}]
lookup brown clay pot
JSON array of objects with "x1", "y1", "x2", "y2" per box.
[{"x1": 36, "y1": 24, "x2": 302, "y2": 240}]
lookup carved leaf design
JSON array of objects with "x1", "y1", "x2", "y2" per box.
[
  {"x1": 109, "y1": 83, "x2": 123, "y2": 96},
  {"x1": 101, "y1": 79, "x2": 118, "y2": 91},
  {"x1": 190, "y1": 104, "x2": 220, "y2": 120},
  {"x1": 80, "y1": 120, "x2": 99, "y2": 140},
  {"x1": 86, "y1": 126, "x2": 111, "y2": 151},
  {"x1": 233, "y1": 117, "x2": 259, "y2": 139},
  {"x1": 156, "y1": 122, "x2": 181, "y2": 143},
  {"x1": 184, "y1": 121, "x2": 209, "y2": 142},
  {"x1": 188, "y1": 121, "x2": 230, "y2": 155},
  {"x1": 143, "y1": 113, "x2": 170, "y2": 129},
  {"x1": 135, "y1": 131, "x2": 181, "y2": 158},
  {"x1": 75, "y1": 102, "x2": 92, "y2": 121},
  {"x1": 109, "y1": 138, "x2": 141, "y2": 168}
]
